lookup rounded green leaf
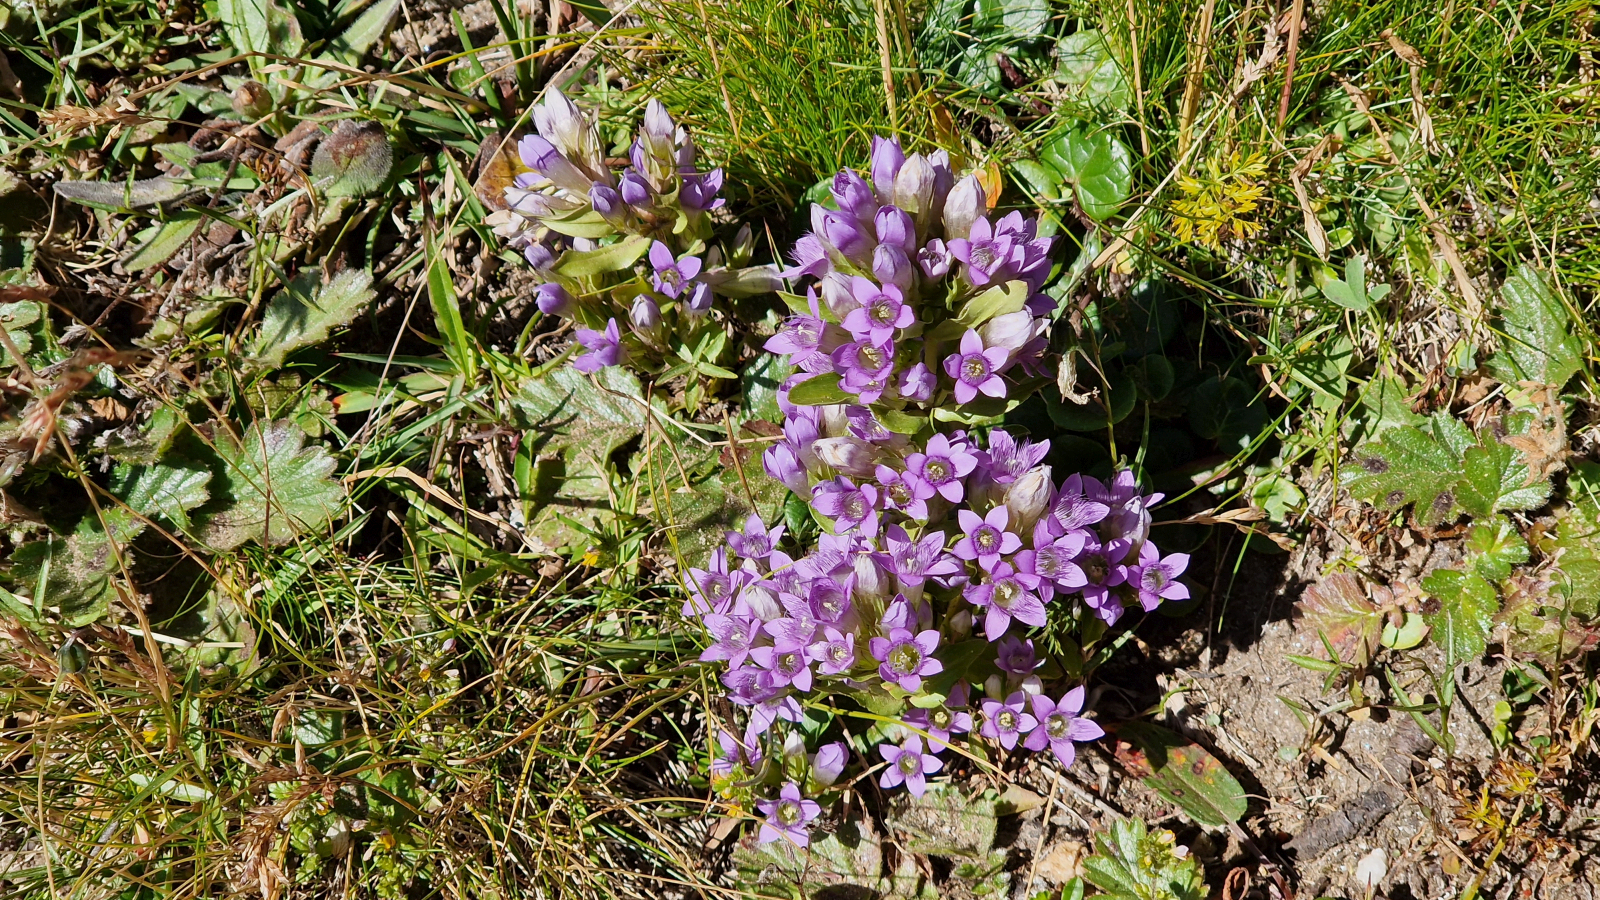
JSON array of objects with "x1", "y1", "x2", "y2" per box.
[
  {"x1": 1055, "y1": 30, "x2": 1131, "y2": 111},
  {"x1": 1042, "y1": 127, "x2": 1133, "y2": 222}
]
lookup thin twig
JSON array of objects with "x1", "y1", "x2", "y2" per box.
[{"x1": 1277, "y1": 0, "x2": 1305, "y2": 128}]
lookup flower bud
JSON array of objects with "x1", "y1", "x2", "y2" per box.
[
  {"x1": 1005, "y1": 465, "x2": 1054, "y2": 537},
  {"x1": 874, "y1": 206, "x2": 916, "y2": 253},
  {"x1": 817, "y1": 208, "x2": 871, "y2": 263},
  {"x1": 980, "y1": 310, "x2": 1037, "y2": 356},
  {"x1": 763, "y1": 443, "x2": 810, "y2": 495},
  {"x1": 535, "y1": 283, "x2": 574, "y2": 317},
  {"x1": 589, "y1": 184, "x2": 626, "y2": 227},
  {"x1": 814, "y1": 436, "x2": 879, "y2": 477},
  {"x1": 853, "y1": 552, "x2": 891, "y2": 603},
  {"x1": 984, "y1": 673, "x2": 1004, "y2": 701},
  {"x1": 684, "y1": 282, "x2": 713, "y2": 317},
  {"x1": 894, "y1": 154, "x2": 936, "y2": 223},
  {"x1": 1019, "y1": 674, "x2": 1043, "y2": 696},
  {"x1": 820, "y1": 404, "x2": 850, "y2": 438},
  {"x1": 231, "y1": 81, "x2": 271, "y2": 119},
  {"x1": 524, "y1": 243, "x2": 556, "y2": 270},
  {"x1": 630, "y1": 294, "x2": 661, "y2": 330},
  {"x1": 832, "y1": 168, "x2": 878, "y2": 224},
  {"x1": 641, "y1": 99, "x2": 676, "y2": 158},
  {"x1": 948, "y1": 609, "x2": 973, "y2": 638},
  {"x1": 619, "y1": 170, "x2": 653, "y2": 208},
  {"x1": 872, "y1": 244, "x2": 915, "y2": 292},
  {"x1": 896, "y1": 362, "x2": 935, "y2": 402},
  {"x1": 941, "y1": 174, "x2": 985, "y2": 241},
  {"x1": 819, "y1": 271, "x2": 857, "y2": 318},
  {"x1": 533, "y1": 88, "x2": 606, "y2": 182},
  {"x1": 871, "y1": 136, "x2": 905, "y2": 200},
  {"x1": 730, "y1": 222, "x2": 756, "y2": 266},
  {"x1": 811, "y1": 742, "x2": 849, "y2": 786}
]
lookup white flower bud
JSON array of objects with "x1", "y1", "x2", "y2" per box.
[
  {"x1": 853, "y1": 553, "x2": 891, "y2": 602},
  {"x1": 980, "y1": 310, "x2": 1037, "y2": 355},
  {"x1": 984, "y1": 673, "x2": 1005, "y2": 701},
  {"x1": 1005, "y1": 465, "x2": 1054, "y2": 537},
  {"x1": 1019, "y1": 675, "x2": 1043, "y2": 696},
  {"x1": 820, "y1": 404, "x2": 850, "y2": 438},
  {"x1": 941, "y1": 174, "x2": 985, "y2": 241},
  {"x1": 815, "y1": 436, "x2": 880, "y2": 477},
  {"x1": 893, "y1": 154, "x2": 936, "y2": 218},
  {"x1": 948, "y1": 609, "x2": 973, "y2": 639}
]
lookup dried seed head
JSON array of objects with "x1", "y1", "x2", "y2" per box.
[
  {"x1": 231, "y1": 81, "x2": 271, "y2": 120},
  {"x1": 311, "y1": 120, "x2": 393, "y2": 198}
]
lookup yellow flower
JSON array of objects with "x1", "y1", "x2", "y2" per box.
[{"x1": 1169, "y1": 151, "x2": 1268, "y2": 250}]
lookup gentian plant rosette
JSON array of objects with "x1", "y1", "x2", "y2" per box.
[
  {"x1": 687, "y1": 138, "x2": 1193, "y2": 848},
  {"x1": 492, "y1": 89, "x2": 781, "y2": 379}
]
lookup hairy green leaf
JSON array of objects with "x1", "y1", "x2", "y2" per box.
[
  {"x1": 1464, "y1": 519, "x2": 1530, "y2": 581},
  {"x1": 110, "y1": 460, "x2": 212, "y2": 531},
  {"x1": 9, "y1": 512, "x2": 139, "y2": 627},
  {"x1": 195, "y1": 420, "x2": 343, "y2": 550},
  {"x1": 1539, "y1": 497, "x2": 1600, "y2": 618},
  {"x1": 1343, "y1": 412, "x2": 1472, "y2": 526},
  {"x1": 250, "y1": 268, "x2": 375, "y2": 369},
  {"x1": 53, "y1": 177, "x2": 198, "y2": 210},
  {"x1": 1297, "y1": 572, "x2": 1384, "y2": 665},
  {"x1": 1487, "y1": 264, "x2": 1582, "y2": 388},
  {"x1": 122, "y1": 214, "x2": 202, "y2": 272},
  {"x1": 1456, "y1": 435, "x2": 1551, "y2": 519},
  {"x1": 1422, "y1": 567, "x2": 1499, "y2": 661}
]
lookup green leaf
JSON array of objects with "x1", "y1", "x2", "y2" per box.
[
  {"x1": 1082, "y1": 817, "x2": 1206, "y2": 900},
  {"x1": 886, "y1": 785, "x2": 1000, "y2": 860},
  {"x1": 216, "y1": 0, "x2": 303, "y2": 59},
  {"x1": 1456, "y1": 434, "x2": 1552, "y2": 519},
  {"x1": 249, "y1": 268, "x2": 375, "y2": 369},
  {"x1": 1464, "y1": 519, "x2": 1529, "y2": 581},
  {"x1": 786, "y1": 372, "x2": 850, "y2": 406},
  {"x1": 1055, "y1": 30, "x2": 1132, "y2": 111},
  {"x1": 53, "y1": 177, "x2": 198, "y2": 210},
  {"x1": 426, "y1": 234, "x2": 475, "y2": 380},
  {"x1": 0, "y1": 300, "x2": 40, "y2": 363},
  {"x1": 1296, "y1": 572, "x2": 1383, "y2": 665},
  {"x1": 1422, "y1": 568, "x2": 1499, "y2": 661},
  {"x1": 10, "y1": 513, "x2": 137, "y2": 627},
  {"x1": 1117, "y1": 722, "x2": 1247, "y2": 828},
  {"x1": 325, "y1": 0, "x2": 399, "y2": 65},
  {"x1": 1186, "y1": 375, "x2": 1267, "y2": 450},
  {"x1": 194, "y1": 420, "x2": 344, "y2": 550},
  {"x1": 514, "y1": 365, "x2": 648, "y2": 551},
  {"x1": 1349, "y1": 374, "x2": 1425, "y2": 442},
  {"x1": 110, "y1": 461, "x2": 212, "y2": 532},
  {"x1": 1042, "y1": 126, "x2": 1133, "y2": 221},
  {"x1": 732, "y1": 817, "x2": 881, "y2": 899},
  {"x1": 977, "y1": 0, "x2": 1049, "y2": 37},
  {"x1": 1342, "y1": 412, "x2": 1471, "y2": 526},
  {"x1": 1539, "y1": 497, "x2": 1600, "y2": 618},
  {"x1": 1487, "y1": 264, "x2": 1582, "y2": 388},
  {"x1": 876, "y1": 407, "x2": 928, "y2": 435},
  {"x1": 1010, "y1": 159, "x2": 1062, "y2": 201},
  {"x1": 741, "y1": 352, "x2": 790, "y2": 422},
  {"x1": 954, "y1": 279, "x2": 1029, "y2": 327},
  {"x1": 122, "y1": 214, "x2": 202, "y2": 272},
  {"x1": 551, "y1": 234, "x2": 651, "y2": 279}
]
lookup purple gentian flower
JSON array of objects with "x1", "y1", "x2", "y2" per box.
[
  {"x1": 815, "y1": 207, "x2": 871, "y2": 262},
  {"x1": 756, "y1": 782, "x2": 821, "y2": 847},
  {"x1": 809, "y1": 627, "x2": 857, "y2": 676},
  {"x1": 763, "y1": 441, "x2": 810, "y2": 495},
  {"x1": 917, "y1": 239, "x2": 952, "y2": 279},
  {"x1": 648, "y1": 241, "x2": 702, "y2": 299},
  {"x1": 871, "y1": 136, "x2": 905, "y2": 198},
  {"x1": 748, "y1": 642, "x2": 814, "y2": 692},
  {"x1": 980, "y1": 692, "x2": 1038, "y2": 750},
  {"x1": 832, "y1": 169, "x2": 879, "y2": 224},
  {"x1": 1131, "y1": 543, "x2": 1190, "y2": 611},
  {"x1": 873, "y1": 244, "x2": 915, "y2": 291},
  {"x1": 1024, "y1": 687, "x2": 1105, "y2": 767},
  {"x1": 764, "y1": 289, "x2": 838, "y2": 371},
  {"x1": 879, "y1": 735, "x2": 944, "y2": 797},
  {"x1": 1076, "y1": 536, "x2": 1132, "y2": 623},
  {"x1": 789, "y1": 576, "x2": 853, "y2": 628},
  {"x1": 683, "y1": 548, "x2": 743, "y2": 617},
  {"x1": 943, "y1": 329, "x2": 1010, "y2": 404},
  {"x1": 783, "y1": 233, "x2": 830, "y2": 280},
  {"x1": 832, "y1": 338, "x2": 896, "y2": 403},
  {"x1": 619, "y1": 169, "x2": 652, "y2": 208},
  {"x1": 572, "y1": 319, "x2": 623, "y2": 374},
  {"x1": 948, "y1": 215, "x2": 1017, "y2": 287},
  {"x1": 982, "y1": 430, "x2": 1051, "y2": 484},
  {"x1": 874, "y1": 206, "x2": 916, "y2": 253},
  {"x1": 811, "y1": 477, "x2": 879, "y2": 536},
  {"x1": 868, "y1": 627, "x2": 943, "y2": 692},
  {"x1": 727, "y1": 513, "x2": 785, "y2": 564},
  {"x1": 711, "y1": 729, "x2": 762, "y2": 782},
  {"x1": 905, "y1": 433, "x2": 978, "y2": 503},
  {"x1": 879, "y1": 594, "x2": 932, "y2": 633},
  {"x1": 875, "y1": 464, "x2": 934, "y2": 519},
  {"x1": 877, "y1": 525, "x2": 962, "y2": 595},
  {"x1": 1092, "y1": 470, "x2": 1165, "y2": 546},
  {"x1": 953, "y1": 506, "x2": 1022, "y2": 571},
  {"x1": 681, "y1": 168, "x2": 725, "y2": 211},
  {"x1": 1051, "y1": 473, "x2": 1112, "y2": 534},
  {"x1": 994, "y1": 635, "x2": 1038, "y2": 675},
  {"x1": 902, "y1": 682, "x2": 973, "y2": 747},
  {"x1": 898, "y1": 362, "x2": 935, "y2": 402},
  {"x1": 630, "y1": 295, "x2": 661, "y2": 331},
  {"x1": 515, "y1": 133, "x2": 591, "y2": 193},
  {"x1": 964, "y1": 561, "x2": 1047, "y2": 640},
  {"x1": 1015, "y1": 524, "x2": 1089, "y2": 601},
  {"x1": 700, "y1": 614, "x2": 762, "y2": 668},
  {"x1": 841, "y1": 278, "x2": 914, "y2": 343},
  {"x1": 535, "y1": 283, "x2": 573, "y2": 317}
]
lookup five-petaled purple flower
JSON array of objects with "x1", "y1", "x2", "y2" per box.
[
  {"x1": 648, "y1": 241, "x2": 702, "y2": 299},
  {"x1": 868, "y1": 628, "x2": 943, "y2": 692},
  {"x1": 833, "y1": 338, "x2": 897, "y2": 404},
  {"x1": 1024, "y1": 687, "x2": 1105, "y2": 767},
  {"x1": 905, "y1": 434, "x2": 978, "y2": 503},
  {"x1": 812, "y1": 477, "x2": 880, "y2": 536},
  {"x1": 980, "y1": 692, "x2": 1038, "y2": 750},
  {"x1": 841, "y1": 278, "x2": 914, "y2": 343},
  {"x1": 954, "y1": 506, "x2": 1022, "y2": 571},
  {"x1": 728, "y1": 513, "x2": 785, "y2": 564},
  {"x1": 1131, "y1": 543, "x2": 1190, "y2": 611},
  {"x1": 965, "y1": 561, "x2": 1047, "y2": 640},
  {"x1": 572, "y1": 319, "x2": 623, "y2": 373},
  {"x1": 879, "y1": 735, "x2": 944, "y2": 797},
  {"x1": 756, "y1": 782, "x2": 821, "y2": 847},
  {"x1": 943, "y1": 329, "x2": 1010, "y2": 404}
]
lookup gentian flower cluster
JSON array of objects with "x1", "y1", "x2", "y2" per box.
[
  {"x1": 493, "y1": 90, "x2": 780, "y2": 375},
  {"x1": 684, "y1": 139, "x2": 1193, "y2": 848}
]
